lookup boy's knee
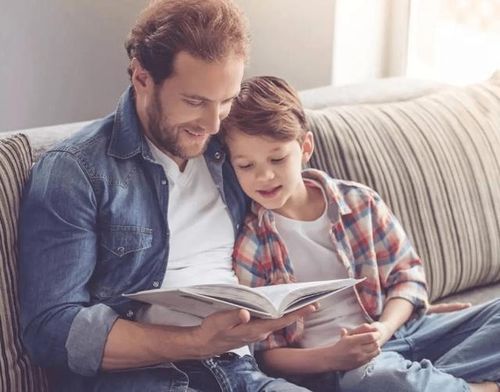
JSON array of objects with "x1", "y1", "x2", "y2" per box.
[{"x1": 339, "y1": 356, "x2": 421, "y2": 392}]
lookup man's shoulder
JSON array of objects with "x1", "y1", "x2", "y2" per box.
[{"x1": 48, "y1": 114, "x2": 115, "y2": 157}]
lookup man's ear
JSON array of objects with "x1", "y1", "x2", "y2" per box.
[
  {"x1": 130, "y1": 58, "x2": 152, "y2": 92},
  {"x1": 301, "y1": 131, "x2": 315, "y2": 164}
]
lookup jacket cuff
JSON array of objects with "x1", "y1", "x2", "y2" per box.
[{"x1": 65, "y1": 304, "x2": 119, "y2": 376}]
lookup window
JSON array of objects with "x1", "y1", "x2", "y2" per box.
[{"x1": 407, "y1": 0, "x2": 500, "y2": 84}]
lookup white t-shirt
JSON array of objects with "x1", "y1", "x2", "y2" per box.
[
  {"x1": 137, "y1": 140, "x2": 249, "y2": 355},
  {"x1": 274, "y1": 199, "x2": 366, "y2": 348}
]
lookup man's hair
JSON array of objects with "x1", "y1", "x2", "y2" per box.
[
  {"x1": 125, "y1": 0, "x2": 249, "y2": 84},
  {"x1": 221, "y1": 76, "x2": 307, "y2": 142}
]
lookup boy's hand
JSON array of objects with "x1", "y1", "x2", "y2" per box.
[
  {"x1": 370, "y1": 321, "x2": 393, "y2": 346},
  {"x1": 320, "y1": 323, "x2": 381, "y2": 371},
  {"x1": 193, "y1": 304, "x2": 317, "y2": 359}
]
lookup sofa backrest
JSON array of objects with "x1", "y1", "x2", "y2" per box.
[
  {"x1": 306, "y1": 75, "x2": 500, "y2": 301},
  {"x1": 0, "y1": 134, "x2": 48, "y2": 391}
]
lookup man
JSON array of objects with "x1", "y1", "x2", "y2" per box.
[{"x1": 18, "y1": 1, "x2": 314, "y2": 391}]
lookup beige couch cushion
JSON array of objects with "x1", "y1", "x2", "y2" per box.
[
  {"x1": 306, "y1": 76, "x2": 500, "y2": 302},
  {"x1": 0, "y1": 134, "x2": 48, "y2": 391}
]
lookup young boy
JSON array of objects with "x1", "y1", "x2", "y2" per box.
[{"x1": 220, "y1": 76, "x2": 500, "y2": 392}]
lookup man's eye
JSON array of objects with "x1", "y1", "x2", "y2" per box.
[{"x1": 184, "y1": 99, "x2": 204, "y2": 107}]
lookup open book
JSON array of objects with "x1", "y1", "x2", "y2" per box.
[{"x1": 124, "y1": 278, "x2": 364, "y2": 319}]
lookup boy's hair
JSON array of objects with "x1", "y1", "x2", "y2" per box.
[
  {"x1": 221, "y1": 76, "x2": 308, "y2": 142},
  {"x1": 125, "y1": 0, "x2": 249, "y2": 84}
]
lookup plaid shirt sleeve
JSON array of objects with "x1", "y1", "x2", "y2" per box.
[
  {"x1": 368, "y1": 191, "x2": 429, "y2": 316},
  {"x1": 233, "y1": 212, "x2": 302, "y2": 350}
]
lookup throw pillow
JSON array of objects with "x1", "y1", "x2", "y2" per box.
[
  {"x1": 0, "y1": 134, "x2": 48, "y2": 391},
  {"x1": 306, "y1": 76, "x2": 500, "y2": 301}
]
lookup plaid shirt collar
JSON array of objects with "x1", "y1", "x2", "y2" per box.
[{"x1": 252, "y1": 168, "x2": 352, "y2": 226}]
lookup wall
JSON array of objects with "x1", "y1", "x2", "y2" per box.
[
  {"x1": 0, "y1": 1, "x2": 337, "y2": 132},
  {"x1": 0, "y1": 0, "x2": 148, "y2": 132},
  {"x1": 236, "y1": 0, "x2": 335, "y2": 91}
]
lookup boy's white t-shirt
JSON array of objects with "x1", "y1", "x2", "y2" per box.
[
  {"x1": 136, "y1": 140, "x2": 249, "y2": 356},
  {"x1": 273, "y1": 198, "x2": 366, "y2": 348}
]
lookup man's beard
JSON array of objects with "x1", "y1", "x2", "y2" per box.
[{"x1": 145, "y1": 87, "x2": 211, "y2": 160}]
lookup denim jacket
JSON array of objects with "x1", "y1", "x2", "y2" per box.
[{"x1": 18, "y1": 87, "x2": 248, "y2": 390}]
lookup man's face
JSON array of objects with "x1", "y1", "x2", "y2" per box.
[{"x1": 136, "y1": 51, "x2": 245, "y2": 169}]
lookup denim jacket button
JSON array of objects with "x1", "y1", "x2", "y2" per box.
[
  {"x1": 152, "y1": 281, "x2": 160, "y2": 288},
  {"x1": 161, "y1": 180, "x2": 167, "y2": 185},
  {"x1": 116, "y1": 246, "x2": 125, "y2": 255},
  {"x1": 126, "y1": 310, "x2": 134, "y2": 318},
  {"x1": 214, "y1": 151, "x2": 222, "y2": 160}
]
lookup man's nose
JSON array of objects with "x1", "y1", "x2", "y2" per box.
[{"x1": 200, "y1": 105, "x2": 222, "y2": 134}]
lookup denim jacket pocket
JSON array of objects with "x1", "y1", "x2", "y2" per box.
[{"x1": 100, "y1": 225, "x2": 153, "y2": 257}]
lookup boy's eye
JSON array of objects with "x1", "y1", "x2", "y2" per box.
[
  {"x1": 237, "y1": 163, "x2": 253, "y2": 170},
  {"x1": 271, "y1": 156, "x2": 287, "y2": 163}
]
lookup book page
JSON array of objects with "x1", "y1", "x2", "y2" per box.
[
  {"x1": 124, "y1": 278, "x2": 364, "y2": 320},
  {"x1": 252, "y1": 278, "x2": 361, "y2": 312},
  {"x1": 124, "y1": 288, "x2": 278, "y2": 319},
  {"x1": 184, "y1": 284, "x2": 275, "y2": 313}
]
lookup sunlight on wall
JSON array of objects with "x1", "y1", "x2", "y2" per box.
[{"x1": 407, "y1": 0, "x2": 500, "y2": 84}]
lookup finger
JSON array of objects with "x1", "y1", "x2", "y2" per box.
[
  {"x1": 280, "y1": 304, "x2": 318, "y2": 324},
  {"x1": 238, "y1": 309, "x2": 251, "y2": 324},
  {"x1": 347, "y1": 323, "x2": 378, "y2": 335},
  {"x1": 211, "y1": 309, "x2": 249, "y2": 328},
  {"x1": 361, "y1": 341, "x2": 380, "y2": 354},
  {"x1": 347, "y1": 332, "x2": 379, "y2": 345},
  {"x1": 427, "y1": 302, "x2": 472, "y2": 314},
  {"x1": 340, "y1": 328, "x2": 348, "y2": 338},
  {"x1": 254, "y1": 304, "x2": 317, "y2": 332}
]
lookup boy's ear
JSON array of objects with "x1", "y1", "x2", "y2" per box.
[{"x1": 301, "y1": 131, "x2": 315, "y2": 164}]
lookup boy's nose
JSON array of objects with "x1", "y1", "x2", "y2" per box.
[{"x1": 256, "y1": 167, "x2": 275, "y2": 181}]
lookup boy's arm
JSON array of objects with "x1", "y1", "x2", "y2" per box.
[
  {"x1": 370, "y1": 298, "x2": 414, "y2": 346},
  {"x1": 371, "y1": 192, "x2": 429, "y2": 314},
  {"x1": 257, "y1": 323, "x2": 381, "y2": 375}
]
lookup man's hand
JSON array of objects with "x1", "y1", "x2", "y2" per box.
[
  {"x1": 427, "y1": 302, "x2": 471, "y2": 314},
  {"x1": 193, "y1": 304, "x2": 317, "y2": 359},
  {"x1": 318, "y1": 323, "x2": 381, "y2": 371}
]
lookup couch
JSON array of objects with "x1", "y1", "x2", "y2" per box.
[{"x1": 2, "y1": 74, "x2": 500, "y2": 391}]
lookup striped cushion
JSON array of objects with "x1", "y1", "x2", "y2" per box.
[
  {"x1": 306, "y1": 77, "x2": 500, "y2": 301},
  {"x1": 0, "y1": 134, "x2": 48, "y2": 391}
]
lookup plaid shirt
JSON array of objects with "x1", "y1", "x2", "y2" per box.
[{"x1": 233, "y1": 169, "x2": 429, "y2": 351}]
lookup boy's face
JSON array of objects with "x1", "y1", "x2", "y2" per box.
[{"x1": 226, "y1": 129, "x2": 313, "y2": 216}]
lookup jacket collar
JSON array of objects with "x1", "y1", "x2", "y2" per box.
[{"x1": 108, "y1": 86, "x2": 145, "y2": 160}]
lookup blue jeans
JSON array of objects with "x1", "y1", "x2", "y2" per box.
[
  {"x1": 339, "y1": 299, "x2": 500, "y2": 392},
  {"x1": 174, "y1": 354, "x2": 310, "y2": 392},
  {"x1": 294, "y1": 299, "x2": 500, "y2": 392},
  {"x1": 51, "y1": 353, "x2": 311, "y2": 391}
]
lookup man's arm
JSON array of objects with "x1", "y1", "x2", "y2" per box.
[
  {"x1": 19, "y1": 151, "x2": 316, "y2": 375},
  {"x1": 19, "y1": 151, "x2": 104, "y2": 375},
  {"x1": 102, "y1": 307, "x2": 316, "y2": 370}
]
